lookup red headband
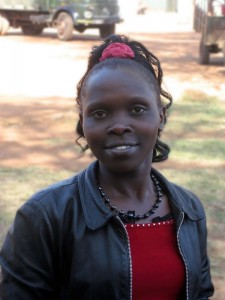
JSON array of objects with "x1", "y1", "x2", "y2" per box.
[{"x1": 99, "y1": 42, "x2": 135, "y2": 62}]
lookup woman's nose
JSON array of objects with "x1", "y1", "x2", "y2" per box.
[{"x1": 107, "y1": 119, "x2": 132, "y2": 135}]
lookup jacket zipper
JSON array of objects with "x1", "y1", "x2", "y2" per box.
[
  {"x1": 116, "y1": 216, "x2": 132, "y2": 300},
  {"x1": 177, "y1": 212, "x2": 189, "y2": 300}
]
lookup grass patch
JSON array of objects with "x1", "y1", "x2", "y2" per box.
[
  {"x1": 163, "y1": 90, "x2": 225, "y2": 164},
  {"x1": 169, "y1": 139, "x2": 225, "y2": 162},
  {"x1": 165, "y1": 90, "x2": 225, "y2": 137}
]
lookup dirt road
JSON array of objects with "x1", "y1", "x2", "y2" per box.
[{"x1": 0, "y1": 14, "x2": 225, "y2": 170}]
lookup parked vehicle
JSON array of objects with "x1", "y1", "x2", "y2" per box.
[
  {"x1": 193, "y1": 0, "x2": 225, "y2": 64},
  {"x1": 0, "y1": 0, "x2": 122, "y2": 41}
]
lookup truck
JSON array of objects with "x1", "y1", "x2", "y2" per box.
[
  {"x1": 0, "y1": 0, "x2": 122, "y2": 41},
  {"x1": 193, "y1": 0, "x2": 225, "y2": 64}
]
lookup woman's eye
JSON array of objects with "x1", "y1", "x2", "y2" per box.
[
  {"x1": 93, "y1": 110, "x2": 108, "y2": 119},
  {"x1": 131, "y1": 106, "x2": 146, "y2": 115}
]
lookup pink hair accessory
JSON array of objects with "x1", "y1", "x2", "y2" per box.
[{"x1": 99, "y1": 42, "x2": 135, "y2": 62}]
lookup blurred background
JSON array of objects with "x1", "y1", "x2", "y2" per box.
[{"x1": 0, "y1": 0, "x2": 225, "y2": 298}]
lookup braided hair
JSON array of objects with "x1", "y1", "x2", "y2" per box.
[{"x1": 76, "y1": 35, "x2": 172, "y2": 162}]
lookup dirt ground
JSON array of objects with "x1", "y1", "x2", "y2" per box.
[
  {"x1": 0, "y1": 14, "x2": 225, "y2": 298},
  {"x1": 0, "y1": 14, "x2": 225, "y2": 171},
  {"x1": 0, "y1": 16, "x2": 225, "y2": 170}
]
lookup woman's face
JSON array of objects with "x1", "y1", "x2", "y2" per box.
[{"x1": 80, "y1": 66, "x2": 164, "y2": 173}]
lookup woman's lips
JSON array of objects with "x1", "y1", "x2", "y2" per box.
[
  {"x1": 105, "y1": 144, "x2": 139, "y2": 154},
  {"x1": 112, "y1": 145, "x2": 132, "y2": 150}
]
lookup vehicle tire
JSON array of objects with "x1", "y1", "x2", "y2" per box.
[
  {"x1": 99, "y1": 24, "x2": 115, "y2": 39},
  {"x1": 56, "y1": 12, "x2": 74, "y2": 41},
  {"x1": 21, "y1": 24, "x2": 44, "y2": 35},
  {"x1": 199, "y1": 39, "x2": 210, "y2": 65},
  {"x1": 0, "y1": 13, "x2": 10, "y2": 35}
]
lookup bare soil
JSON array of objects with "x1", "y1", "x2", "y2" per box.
[{"x1": 0, "y1": 16, "x2": 225, "y2": 171}]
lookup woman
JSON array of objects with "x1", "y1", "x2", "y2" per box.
[{"x1": 0, "y1": 35, "x2": 214, "y2": 299}]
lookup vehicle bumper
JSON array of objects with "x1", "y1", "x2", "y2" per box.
[{"x1": 76, "y1": 17, "x2": 123, "y2": 26}]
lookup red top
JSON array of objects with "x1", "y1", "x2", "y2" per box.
[{"x1": 125, "y1": 220, "x2": 186, "y2": 300}]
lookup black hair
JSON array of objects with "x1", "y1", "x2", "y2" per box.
[{"x1": 75, "y1": 34, "x2": 172, "y2": 162}]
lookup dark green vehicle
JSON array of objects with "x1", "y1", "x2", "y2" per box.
[{"x1": 0, "y1": 0, "x2": 122, "y2": 41}]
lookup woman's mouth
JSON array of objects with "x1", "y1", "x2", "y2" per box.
[
  {"x1": 112, "y1": 145, "x2": 132, "y2": 151},
  {"x1": 105, "y1": 144, "x2": 139, "y2": 155}
]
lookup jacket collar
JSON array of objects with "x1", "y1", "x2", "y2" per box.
[
  {"x1": 78, "y1": 161, "x2": 114, "y2": 230},
  {"x1": 78, "y1": 161, "x2": 203, "y2": 230}
]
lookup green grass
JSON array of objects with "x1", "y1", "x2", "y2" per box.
[
  {"x1": 165, "y1": 91, "x2": 225, "y2": 137},
  {"x1": 169, "y1": 139, "x2": 225, "y2": 162},
  {"x1": 0, "y1": 90, "x2": 225, "y2": 298}
]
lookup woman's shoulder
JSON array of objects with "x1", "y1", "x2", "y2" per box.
[
  {"x1": 16, "y1": 173, "x2": 81, "y2": 221},
  {"x1": 21, "y1": 161, "x2": 98, "y2": 216},
  {"x1": 31, "y1": 173, "x2": 79, "y2": 202}
]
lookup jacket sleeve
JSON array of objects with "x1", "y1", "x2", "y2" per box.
[{"x1": 0, "y1": 200, "x2": 58, "y2": 300}]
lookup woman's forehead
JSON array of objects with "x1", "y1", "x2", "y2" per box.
[
  {"x1": 86, "y1": 64, "x2": 157, "y2": 90},
  {"x1": 86, "y1": 67, "x2": 156, "y2": 95},
  {"x1": 80, "y1": 67, "x2": 159, "y2": 112}
]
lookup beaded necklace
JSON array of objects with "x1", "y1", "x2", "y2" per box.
[{"x1": 98, "y1": 174, "x2": 163, "y2": 224}]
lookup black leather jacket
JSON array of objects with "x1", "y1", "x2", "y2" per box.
[{"x1": 0, "y1": 161, "x2": 214, "y2": 299}]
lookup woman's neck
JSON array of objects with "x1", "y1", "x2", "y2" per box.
[{"x1": 97, "y1": 162, "x2": 153, "y2": 203}]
